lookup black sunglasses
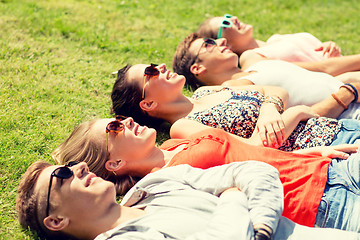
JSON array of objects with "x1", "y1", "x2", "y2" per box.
[{"x1": 45, "y1": 161, "x2": 79, "y2": 216}]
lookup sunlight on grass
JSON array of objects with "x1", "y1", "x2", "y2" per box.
[{"x1": 1, "y1": 0, "x2": 360, "y2": 238}]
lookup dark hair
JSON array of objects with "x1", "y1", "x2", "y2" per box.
[
  {"x1": 172, "y1": 32, "x2": 204, "y2": 91},
  {"x1": 16, "y1": 161, "x2": 76, "y2": 240},
  {"x1": 196, "y1": 17, "x2": 218, "y2": 39},
  {"x1": 111, "y1": 64, "x2": 164, "y2": 129}
]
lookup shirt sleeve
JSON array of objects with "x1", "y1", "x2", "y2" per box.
[
  {"x1": 155, "y1": 161, "x2": 283, "y2": 232},
  {"x1": 186, "y1": 190, "x2": 254, "y2": 240}
]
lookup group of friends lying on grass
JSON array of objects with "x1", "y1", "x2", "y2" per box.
[{"x1": 16, "y1": 14, "x2": 360, "y2": 240}]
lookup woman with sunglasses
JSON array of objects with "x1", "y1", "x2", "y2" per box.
[
  {"x1": 172, "y1": 33, "x2": 360, "y2": 121},
  {"x1": 197, "y1": 14, "x2": 360, "y2": 78},
  {"x1": 111, "y1": 63, "x2": 297, "y2": 148},
  {"x1": 197, "y1": 14, "x2": 344, "y2": 62},
  {"x1": 111, "y1": 62, "x2": 360, "y2": 152},
  {"x1": 52, "y1": 116, "x2": 360, "y2": 232}
]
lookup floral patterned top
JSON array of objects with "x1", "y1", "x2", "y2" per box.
[{"x1": 185, "y1": 87, "x2": 342, "y2": 151}]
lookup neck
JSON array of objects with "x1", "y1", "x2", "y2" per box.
[
  {"x1": 234, "y1": 38, "x2": 264, "y2": 56},
  {"x1": 151, "y1": 95, "x2": 194, "y2": 124},
  {"x1": 70, "y1": 203, "x2": 145, "y2": 239},
  {"x1": 200, "y1": 66, "x2": 243, "y2": 85}
]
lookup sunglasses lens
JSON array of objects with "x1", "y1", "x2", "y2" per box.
[
  {"x1": 115, "y1": 115, "x2": 127, "y2": 121},
  {"x1": 67, "y1": 161, "x2": 79, "y2": 167},
  {"x1": 54, "y1": 167, "x2": 73, "y2": 179},
  {"x1": 204, "y1": 38, "x2": 216, "y2": 46},
  {"x1": 222, "y1": 19, "x2": 231, "y2": 26},
  {"x1": 107, "y1": 120, "x2": 124, "y2": 132},
  {"x1": 144, "y1": 64, "x2": 159, "y2": 76}
]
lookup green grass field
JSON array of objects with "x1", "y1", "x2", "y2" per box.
[{"x1": 1, "y1": 0, "x2": 360, "y2": 238}]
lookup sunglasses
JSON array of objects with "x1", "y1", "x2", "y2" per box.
[
  {"x1": 142, "y1": 63, "x2": 160, "y2": 99},
  {"x1": 46, "y1": 161, "x2": 79, "y2": 217},
  {"x1": 217, "y1": 14, "x2": 233, "y2": 39},
  {"x1": 105, "y1": 115, "x2": 127, "y2": 157},
  {"x1": 194, "y1": 38, "x2": 217, "y2": 63}
]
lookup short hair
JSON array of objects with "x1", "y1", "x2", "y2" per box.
[
  {"x1": 52, "y1": 119, "x2": 139, "y2": 196},
  {"x1": 16, "y1": 161, "x2": 74, "y2": 240},
  {"x1": 196, "y1": 17, "x2": 218, "y2": 39},
  {"x1": 111, "y1": 64, "x2": 164, "y2": 129},
  {"x1": 172, "y1": 32, "x2": 204, "y2": 91}
]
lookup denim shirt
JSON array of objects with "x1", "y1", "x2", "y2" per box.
[{"x1": 95, "y1": 162, "x2": 359, "y2": 240}]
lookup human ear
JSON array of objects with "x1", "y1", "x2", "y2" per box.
[
  {"x1": 139, "y1": 100, "x2": 158, "y2": 112},
  {"x1": 43, "y1": 215, "x2": 69, "y2": 232},
  {"x1": 190, "y1": 63, "x2": 206, "y2": 77},
  {"x1": 105, "y1": 159, "x2": 126, "y2": 172}
]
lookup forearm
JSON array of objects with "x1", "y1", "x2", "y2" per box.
[
  {"x1": 281, "y1": 105, "x2": 317, "y2": 140},
  {"x1": 311, "y1": 86, "x2": 355, "y2": 118},
  {"x1": 294, "y1": 54, "x2": 360, "y2": 76}
]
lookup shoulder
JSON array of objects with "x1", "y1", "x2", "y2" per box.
[{"x1": 240, "y1": 50, "x2": 268, "y2": 70}]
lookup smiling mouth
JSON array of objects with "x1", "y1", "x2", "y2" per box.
[
  {"x1": 86, "y1": 173, "x2": 97, "y2": 187},
  {"x1": 134, "y1": 124, "x2": 146, "y2": 136},
  {"x1": 167, "y1": 71, "x2": 177, "y2": 80}
]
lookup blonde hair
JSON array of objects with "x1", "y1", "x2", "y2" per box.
[
  {"x1": 16, "y1": 161, "x2": 74, "y2": 240},
  {"x1": 52, "y1": 119, "x2": 137, "y2": 195}
]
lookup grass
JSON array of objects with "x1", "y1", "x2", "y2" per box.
[{"x1": 1, "y1": 0, "x2": 359, "y2": 238}]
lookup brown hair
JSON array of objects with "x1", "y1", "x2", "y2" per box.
[
  {"x1": 52, "y1": 119, "x2": 139, "y2": 195},
  {"x1": 111, "y1": 64, "x2": 165, "y2": 129},
  {"x1": 16, "y1": 161, "x2": 74, "y2": 240},
  {"x1": 172, "y1": 32, "x2": 205, "y2": 91},
  {"x1": 196, "y1": 17, "x2": 218, "y2": 39}
]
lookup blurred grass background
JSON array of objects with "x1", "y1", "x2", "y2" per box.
[{"x1": 1, "y1": 0, "x2": 359, "y2": 238}]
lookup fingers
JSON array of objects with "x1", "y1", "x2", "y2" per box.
[
  {"x1": 266, "y1": 122, "x2": 285, "y2": 148},
  {"x1": 257, "y1": 125, "x2": 269, "y2": 147},
  {"x1": 258, "y1": 121, "x2": 285, "y2": 148},
  {"x1": 326, "y1": 150, "x2": 350, "y2": 159},
  {"x1": 323, "y1": 42, "x2": 341, "y2": 57},
  {"x1": 315, "y1": 42, "x2": 341, "y2": 57}
]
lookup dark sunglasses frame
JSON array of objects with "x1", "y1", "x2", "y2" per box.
[
  {"x1": 46, "y1": 161, "x2": 79, "y2": 217},
  {"x1": 217, "y1": 14, "x2": 233, "y2": 39},
  {"x1": 194, "y1": 38, "x2": 217, "y2": 63},
  {"x1": 142, "y1": 63, "x2": 160, "y2": 99}
]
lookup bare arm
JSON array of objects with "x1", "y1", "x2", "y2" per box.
[
  {"x1": 311, "y1": 84, "x2": 358, "y2": 118},
  {"x1": 293, "y1": 144, "x2": 360, "y2": 159},
  {"x1": 280, "y1": 105, "x2": 319, "y2": 140},
  {"x1": 294, "y1": 54, "x2": 360, "y2": 76},
  {"x1": 240, "y1": 48, "x2": 360, "y2": 77}
]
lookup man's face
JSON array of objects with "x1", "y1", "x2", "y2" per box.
[{"x1": 35, "y1": 162, "x2": 117, "y2": 223}]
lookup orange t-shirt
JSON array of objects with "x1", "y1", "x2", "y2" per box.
[{"x1": 160, "y1": 129, "x2": 331, "y2": 227}]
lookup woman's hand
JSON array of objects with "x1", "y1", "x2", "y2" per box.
[
  {"x1": 315, "y1": 41, "x2": 341, "y2": 58},
  {"x1": 256, "y1": 103, "x2": 285, "y2": 148},
  {"x1": 294, "y1": 144, "x2": 360, "y2": 159}
]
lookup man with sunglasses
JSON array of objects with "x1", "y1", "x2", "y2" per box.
[{"x1": 16, "y1": 160, "x2": 359, "y2": 240}]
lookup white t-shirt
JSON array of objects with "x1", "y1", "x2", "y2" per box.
[{"x1": 239, "y1": 60, "x2": 342, "y2": 108}]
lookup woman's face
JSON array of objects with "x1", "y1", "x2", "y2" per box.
[
  {"x1": 91, "y1": 117, "x2": 157, "y2": 162},
  {"x1": 190, "y1": 37, "x2": 238, "y2": 74},
  {"x1": 127, "y1": 63, "x2": 186, "y2": 103},
  {"x1": 210, "y1": 16, "x2": 254, "y2": 52}
]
